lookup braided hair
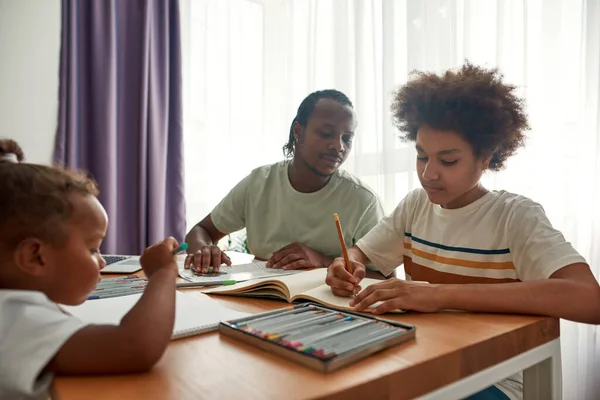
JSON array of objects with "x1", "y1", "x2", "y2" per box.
[{"x1": 282, "y1": 89, "x2": 353, "y2": 158}]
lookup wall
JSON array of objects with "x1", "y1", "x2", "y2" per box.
[{"x1": 0, "y1": 0, "x2": 60, "y2": 164}]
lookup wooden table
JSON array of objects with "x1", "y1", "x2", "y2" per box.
[{"x1": 53, "y1": 292, "x2": 561, "y2": 400}]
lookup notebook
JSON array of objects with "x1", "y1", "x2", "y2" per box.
[
  {"x1": 61, "y1": 291, "x2": 250, "y2": 339},
  {"x1": 203, "y1": 268, "x2": 405, "y2": 314}
]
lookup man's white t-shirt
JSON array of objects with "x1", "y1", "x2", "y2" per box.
[
  {"x1": 211, "y1": 160, "x2": 385, "y2": 262},
  {"x1": 0, "y1": 290, "x2": 88, "y2": 400},
  {"x1": 356, "y1": 188, "x2": 587, "y2": 399}
]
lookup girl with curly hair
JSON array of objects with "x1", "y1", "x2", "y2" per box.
[{"x1": 326, "y1": 62, "x2": 600, "y2": 399}]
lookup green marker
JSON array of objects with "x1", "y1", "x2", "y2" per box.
[
  {"x1": 176, "y1": 280, "x2": 237, "y2": 288},
  {"x1": 172, "y1": 242, "x2": 189, "y2": 255}
]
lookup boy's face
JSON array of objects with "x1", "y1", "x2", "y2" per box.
[
  {"x1": 44, "y1": 195, "x2": 108, "y2": 305},
  {"x1": 294, "y1": 99, "x2": 357, "y2": 177},
  {"x1": 415, "y1": 125, "x2": 490, "y2": 209}
]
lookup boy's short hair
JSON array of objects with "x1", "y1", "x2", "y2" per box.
[
  {"x1": 391, "y1": 62, "x2": 529, "y2": 170},
  {"x1": 0, "y1": 164, "x2": 99, "y2": 251}
]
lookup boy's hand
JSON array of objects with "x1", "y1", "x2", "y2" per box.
[
  {"x1": 325, "y1": 257, "x2": 366, "y2": 297},
  {"x1": 140, "y1": 237, "x2": 179, "y2": 278}
]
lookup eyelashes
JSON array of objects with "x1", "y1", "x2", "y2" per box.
[{"x1": 417, "y1": 156, "x2": 458, "y2": 166}]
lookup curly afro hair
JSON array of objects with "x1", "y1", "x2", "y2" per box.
[{"x1": 391, "y1": 62, "x2": 529, "y2": 170}]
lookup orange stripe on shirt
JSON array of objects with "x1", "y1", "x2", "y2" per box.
[
  {"x1": 403, "y1": 242, "x2": 515, "y2": 270},
  {"x1": 404, "y1": 256, "x2": 520, "y2": 284}
]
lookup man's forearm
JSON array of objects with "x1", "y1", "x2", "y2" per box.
[
  {"x1": 320, "y1": 254, "x2": 334, "y2": 268},
  {"x1": 185, "y1": 225, "x2": 214, "y2": 253}
]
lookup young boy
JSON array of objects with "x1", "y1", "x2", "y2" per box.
[
  {"x1": 325, "y1": 63, "x2": 600, "y2": 399},
  {"x1": 0, "y1": 163, "x2": 180, "y2": 399}
]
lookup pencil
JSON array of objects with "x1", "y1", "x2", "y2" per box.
[
  {"x1": 333, "y1": 213, "x2": 352, "y2": 274},
  {"x1": 88, "y1": 288, "x2": 145, "y2": 300},
  {"x1": 232, "y1": 304, "x2": 307, "y2": 326}
]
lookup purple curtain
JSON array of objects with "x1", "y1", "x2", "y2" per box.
[{"x1": 55, "y1": 0, "x2": 185, "y2": 254}]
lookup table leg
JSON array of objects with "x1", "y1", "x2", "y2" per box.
[
  {"x1": 416, "y1": 338, "x2": 562, "y2": 400},
  {"x1": 523, "y1": 338, "x2": 562, "y2": 400}
]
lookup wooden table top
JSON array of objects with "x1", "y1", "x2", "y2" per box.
[{"x1": 53, "y1": 291, "x2": 559, "y2": 400}]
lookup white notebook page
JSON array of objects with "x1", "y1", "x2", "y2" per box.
[{"x1": 61, "y1": 291, "x2": 249, "y2": 339}]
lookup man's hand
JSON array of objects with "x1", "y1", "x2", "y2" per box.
[
  {"x1": 183, "y1": 245, "x2": 231, "y2": 274},
  {"x1": 266, "y1": 242, "x2": 332, "y2": 270}
]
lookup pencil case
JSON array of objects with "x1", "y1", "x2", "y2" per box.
[{"x1": 219, "y1": 302, "x2": 416, "y2": 372}]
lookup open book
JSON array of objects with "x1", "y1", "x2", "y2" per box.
[
  {"x1": 203, "y1": 268, "x2": 404, "y2": 314},
  {"x1": 61, "y1": 291, "x2": 249, "y2": 339},
  {"x1": 179, "y1": 260, "x2": 300, "y2": 284}
]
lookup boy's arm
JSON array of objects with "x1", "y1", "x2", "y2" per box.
[
  {"x1": 48, "y1": 268, "x2": 177, "y2": 374},
  {"x1": 436, "y1": 263, "x2": 600, "y2": 324}
]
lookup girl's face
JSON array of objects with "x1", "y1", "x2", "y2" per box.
[{"x1": 416, "y1": 125, "x2": 491, "y2": 209}]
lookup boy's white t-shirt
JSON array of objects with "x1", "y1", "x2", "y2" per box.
[
  {"x1": 0, "y1": 290, "x2": 88, "y2": 400},
  {"x1": 356, "y1": 188, "x2": 587, "y2": 400},
  {"x1": 211, "y1": 160, "x2": 385, "y2": 262}
]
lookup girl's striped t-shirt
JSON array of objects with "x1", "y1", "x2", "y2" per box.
[{"x1": 357, "y1": 189, "x2": 586, "y2": 282}]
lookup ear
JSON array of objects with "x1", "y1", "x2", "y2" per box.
[
  {"x1": 13, "y1": 238, "x2": 50, "y2": 277},
  {"x1": 481, "y1": 155, "x2": 492, "y2": 171},
  {"x1": 292, "y1": 121, "x2": 304, "y2": 143}
]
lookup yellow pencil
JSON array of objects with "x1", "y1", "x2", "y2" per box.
[{"x1": 333, "y1": 213, "x2": 352, "y2": 274}]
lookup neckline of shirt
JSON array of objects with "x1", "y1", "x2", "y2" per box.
[{"x1": 282, "y1": 160, "x2": 340, "y2": 199}]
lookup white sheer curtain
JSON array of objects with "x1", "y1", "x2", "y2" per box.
[{"x1": 180, "y1": 0, "x2": 600, "y2": 397}]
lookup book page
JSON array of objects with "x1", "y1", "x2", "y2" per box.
[
  {"x1": 229, "y1": 289, "x2": 292, "y2": 300},
  {"x1": 179, "y1": 261, "x2": 300, "y2": 284},
  {"x1": 295, "y1": 278, "x2": 406, "y2": 314},
  {"x1": 202, "y1": 276, "x2": 289, "y2": 296},
  {"x1": 203, "y1": 268, "x2": 329, "y2": 300},
  {"x1": 223, "y1": 250, "x2": 255, "y2": 265},
  {"x1": 61, "y1": 292, "x2": 249, "y2": 338},
  {"x1": 170, "y1": 292, "x2": 249, "y2": 338},
  {"x1": 212, "y1": 284, "x2": 293, "y2": 300},
  {"x1": 295, "y1": 285, "x2": 355, "y2": 311}
]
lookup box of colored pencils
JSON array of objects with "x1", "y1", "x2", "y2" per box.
[
  {"x1": 219, "y1": 303, "x2": 416, "y2": 372},
  {"x1": 89, "y1": 276, "x2": 148, "y2": 300}
]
